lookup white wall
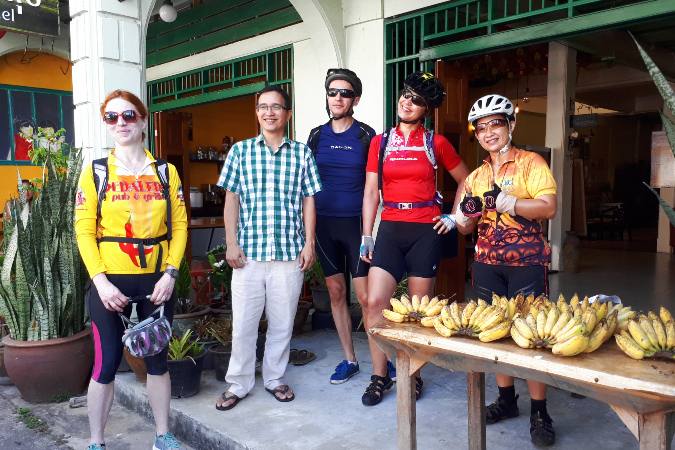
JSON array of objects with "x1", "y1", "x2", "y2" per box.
[{"x1": 0, "y1": 29, "x2": 70, "y2": 59}]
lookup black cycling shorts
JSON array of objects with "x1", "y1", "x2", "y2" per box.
[
  {"x1": 471, "y1": 262, "x2": 548, "y2": 301},
  {"x1": 316, "y1": 215, "x2": 369, "y2": 278},
  {"x1": 88, "y1": 273, "x2": 175, "y2": 384},
  {"x1": 371, "y1": 221, "x2": 442, "y2": 283}
]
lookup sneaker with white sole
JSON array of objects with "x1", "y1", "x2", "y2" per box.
[
  {"x1": 330, "y1": 360, "x2": 359, "y2": 384},
  {"x1": 153, "y1": 432, "x2": 181, "y2": 450}
]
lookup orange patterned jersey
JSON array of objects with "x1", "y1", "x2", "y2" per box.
[
  {"x1": 75, "y1": 150, "x2": 187, "y2": 277},
  {"x1": 463, "y1": 148, "x2": 557, "y2": 266}
]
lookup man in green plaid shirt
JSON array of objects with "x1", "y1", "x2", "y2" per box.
[{"x1": 215, "y1": 86, "x2": 321, "y2": 410}]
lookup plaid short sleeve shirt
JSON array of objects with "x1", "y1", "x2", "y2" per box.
[{"x1": 217, "y1": 134, "x2": 322, "y2": 261}]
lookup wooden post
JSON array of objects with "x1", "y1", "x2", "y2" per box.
[
  {"x1": 467, "y1": 372, "x2": 486, "y2": 450},
  {"x1": 638, "y1": 411, "x2": 673, "y2": 450},
  {"x1": 396, "y1": 350, "x2": 416, "y2": 450}
]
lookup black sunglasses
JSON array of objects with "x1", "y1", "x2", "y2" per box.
[
  {"x1": 327, "y1": 88, "x2": 356, "y2": 99},
  {"x1": 400, "y1": 89, "x2": 426, "y2": 107},
  {"x1": 103, "y1": 110, "x2": 139, "y2": 124}
]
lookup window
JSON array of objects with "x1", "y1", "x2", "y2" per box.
[{"x1": 0, "y1": 85, "x2": 74, "y2": 164}]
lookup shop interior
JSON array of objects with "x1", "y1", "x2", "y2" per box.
[{"x1": 154, "y1": 94, "x2": 258, "y2": 257}]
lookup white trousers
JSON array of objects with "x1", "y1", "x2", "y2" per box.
[{"x1": 225, "y1": 259, "x2": 303, "y2": 397}]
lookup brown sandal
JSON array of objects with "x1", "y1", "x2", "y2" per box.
[
  {"x1": 215, "y1": 391, "x2": 243, "y2": 411},
  {"x1": 265, "y1": 384, "x2": 295, "y2": 402}
]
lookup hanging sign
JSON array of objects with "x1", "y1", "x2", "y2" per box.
[{"x1": 0, "y1": 0, "x2": 59, "y2": 37}]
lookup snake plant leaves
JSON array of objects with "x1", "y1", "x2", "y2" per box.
[
  {"x1": 660, "y1": 113, "x2": 675, "y2": 159},
  {"x1": 630, "y1": 32, "x2": 675, "y2": 116}
]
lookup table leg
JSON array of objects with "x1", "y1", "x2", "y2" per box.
[
  {"x1": 638, "y1": 411, "x2": 673, "y2": 450},
  {"x1": 467, "y1": 372, "x2": 486, "y2": 450},
  {"x1": 396, "y1": 350, "x2": 416, "y2": 450}
]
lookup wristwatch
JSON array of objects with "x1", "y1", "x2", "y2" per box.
[{"x1": 165, "y1": 268, "x2": 179, "y2": 279}]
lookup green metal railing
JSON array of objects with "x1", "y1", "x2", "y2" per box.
[
  {"x1": 0, "y1": 84, "x2": 73, "y2": 165},
  {"x1": 147, "y1": 46, "x2": 294, "y2": 149},
  {"x1": 384, "y1": 0, "x2": 672, "y2": 127}
]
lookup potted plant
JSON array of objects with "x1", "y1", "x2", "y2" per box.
[
  {"x1": 167, "y1": 329, "x2": 205, "y2": 398},
  {"x1": 205, "y1": 317, "x2": 233, "y2": 381},
  {"x1": 0, "y1": 142, "x2": 93, "y2": 403},
  {"x1": 304, "y1": 261, "x2": 330, "y2": 312},
  {"x1": 206, "y1": 244, "x2": 232, "y2": 313},
  {"x1": 172, "y1": 258, "x2": 209, "y2": 336}
]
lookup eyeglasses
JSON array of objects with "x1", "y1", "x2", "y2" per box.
[
  {"x1": 103, "y1": 110, "x2": 139, "y2": 124},
  {"x1": 327, "y1": 88, "x2": 356, "y2": 98},
  {"x1": 474, "y1": 118, "x2": 509, "y2": 135},
  {"x1": 400, "y1": 89, "x2": 427, "y2": 107},
  {"x1": 256, "y1": 103, "x2": 288, "y2": 112}
]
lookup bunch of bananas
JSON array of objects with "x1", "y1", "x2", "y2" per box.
[
  {"x1": 510, "y1": 294, "x2": 627, "y2": 356},
  {"x1": 382, "y1": 294, "x2": 448, "y2": 323},
  {"x1": 431, "y1": 300, "x2": 513, "y2": 342},
  {"x1": 614, "y1": 307, "x2": 675, "y2": 360}
]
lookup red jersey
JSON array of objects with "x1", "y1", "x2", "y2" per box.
[{"x1": 366, "y1": 126, "x2": 461, "y2": 223}]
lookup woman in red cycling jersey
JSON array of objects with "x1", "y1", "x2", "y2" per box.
[{"x1": 359, "y1": 71, "x2": 469, "y2": 406}]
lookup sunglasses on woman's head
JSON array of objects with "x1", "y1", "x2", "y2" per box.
[
  {"x1": 102, "y1": 110, "x2": 139, "y2": 124},
  {"x1": 327, "y1": 88, "x2": 356, "y2": 98},
  {"x1": 400, "y1": 89, "x2": 426, "y2": 107},
  {"x1": 474, "y1": 118, "x2": 509, "y2": 134}
]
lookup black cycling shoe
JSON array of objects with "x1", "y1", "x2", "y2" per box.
[
  {"x1": 361, "y1": 375, "x2": 393, "y2": 406},
  {"x1": 485, "y1": 394, "x2": 519, "y2": 424},
  {"x1": 530, "y1": 410, "x2": 555, "y2": 447}
]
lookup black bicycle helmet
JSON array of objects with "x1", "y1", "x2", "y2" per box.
[
  {"x1": 403, "y1": 71, "x2": 445, "y2": 109},
  {"x1": 325, "y1": 68, "x2": 363, "y2": 97}
]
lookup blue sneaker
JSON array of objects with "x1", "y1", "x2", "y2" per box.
[
  {"x1": 87, "y1": 445, "x2": 105, "y2": 450},
  {"x1": 330, "y1": 360, "x2": 360, "y2": 384},
  {"x1": 153, "y1": 432, "x2": 181, "y2": 450},
  {"x1": 387, "y1": 360, "x2": 396, "y2": 381}
]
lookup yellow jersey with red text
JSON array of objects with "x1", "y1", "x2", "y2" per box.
[
  {"x1": 463, "y1": 148, "x2": 557, "y2": 266},
  {"x1": 75, "y1": 150, "x2": 188, "y2": 277}
]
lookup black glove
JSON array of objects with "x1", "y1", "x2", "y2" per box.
[
  {"x1": 460, "y1": 193, "x2": 483, "y2": 218},
  {"x1": 483, "y1": 183, "x2": 502, "y2": 211}
]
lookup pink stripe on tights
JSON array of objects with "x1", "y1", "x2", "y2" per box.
[{"x1": 91, "y1": 322, "x2": 103, "y2": 382}]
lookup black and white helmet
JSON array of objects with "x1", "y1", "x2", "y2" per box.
[{"x1": 467, "y1": 94, "x2": 514, "y2": 123}]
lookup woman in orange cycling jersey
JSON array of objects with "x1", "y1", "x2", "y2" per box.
[{"x1": 75, "y1": 90, "x2": 187, "y2": 450}]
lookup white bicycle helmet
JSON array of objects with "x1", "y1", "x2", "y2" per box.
[{"x1": 467, "y1": 94, "x2": 514, "y2": 123}]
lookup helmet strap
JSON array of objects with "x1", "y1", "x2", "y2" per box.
[
  {"x1": 327, "y1": 97, "x2": 355, "y2": 120},
  {"x1": 499, "y1": 118, "x2": 513, "y2": 154}
]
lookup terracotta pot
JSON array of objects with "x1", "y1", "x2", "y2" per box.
[
  {"x1": 123, "y1": 348, "x2": 147, "y2": 382},
  {"x1": 3, "y1": 328, "x2": 93, "y2": 403}
]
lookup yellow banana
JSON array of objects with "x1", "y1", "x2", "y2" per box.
[
  {"x1": 468, "y1": 303, "x2": 487, "y2": 328},
  {"x1": 570, "y1": 293, "x2": 579, "y2": 307},
  {"x1": 660, "y1": 306, "x2": 673, "y2": 324},
  {"x1": 433, "y1": 317, "x2": 455, "y2": 337},
  {"x1": 390, "y1": 299, "x2": 409, "y2": 316},
  {"x1": 596, "y1": 302, "x2": 608, "y2": 321},
  {"x1": 442, "y1": 316, "x2": 460, "y2": 331},
  {"x1": 400, "y1": 295, "x2": 414, "y2": 313},
  {"x1": 529, "y1": 305, "x2": 540, "y2": 318},
  {"x1": 665, "y1": 320, "x2": 675, "y2": 349},
  {"x1": 526, "y1": 313, "x2": 539, "y2": 339},
  {"x1": 555, "y1": 322, "x2": 585, "y2": 344},
  {"x1": 461, "y1": 301, "x2": 477, "y2": 327},
  {"x1": 552, "y1": 334, "x2": 589, "y2": 356},
  {"x1": 582, "y1": 309, "x2": 598, "y2": 333},
  {"x1": 478, "y1": 308, "x2": 506, "y2": 331},
  {"x1": 474, "y1": 305, "x2": 496, "y2": 329},
  {"x1": 425, "y1": 296, "x2": 440, "y2": 312},
  {"x1": 491, "y1": 293, "x2": 501, "y2": 305},
  {"x1": 651, "y1": 318, "x2": 667, "y2": 350},
  {"x1": 606, "y1": 311, "x2": 618, "y2": 336},
  {"x1": 543, "y1": 306, "x2": 559, "y2": 339},
  {"x1": 549, "y1": 311, "x2": 572, "y2": 339},
  {"x1": 584, "y1": 320, "x2": 609, "y2": 353},
  {"x1": 411, "y1": 295, "x2": 420, "y2": 312},
  {"x1": 382, "y1": 309, "x2": 406, "y2": 323},
  {"x1": 639, "y1": 316, "x2": 660, "y2": 350},
  {"x1": 558, "y1": 302, "x2": 570, "y2": 314},
  {"x1": 477, "y1": 298, "x2": 488, "y2": 307},
  {"x1": 420, "y1": 316, "x2": 436, "y2": 328},
  {"x1": 536, "y1": 309, "x2": 547, "y2": 340},
  {"x1": 449, "y1": 302, "x2": 463, "y2": 329},
  {"x1": 581, "y1": 296, "x2": 589, "y2": 312},
  {"x1": 615, "y1": 333, "x2": 645, "y2": 360},
  {"x1": 511, "y1": 326, "x2": 534, "y2": 348},
  {"x1": 419, "y1": 295, "x2": 430, "y2": 313},
  {"x1": 424, "y1": 303, "x2": 443, "y2": 318},
  {"x1": 627, "y1": 320, "x2": 655, "y2": 351},
  {"x1": 507, "y1": 298, "x2": 517, "y2": 319},
  {"x1": 479, "y1": 321, "x2": 512, "y2": 342},
  {"x1": 647, "y1": 311, "x2": 659, "y2": 321},
  {"x1": 513, "y1": 317, "x2": 536, "y2": 341}
]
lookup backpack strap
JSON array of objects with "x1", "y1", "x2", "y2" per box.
[
  {"x1": 307, "y1": 121, "x2": 330, "y2": 156},
  {"x1": 152, "y1": 158, "x2": 172, "y2": 242},
  {"x1": 377, "y1": 128, "x2": 391, "y2": 197},
  {"x1": 424, "y1": 130, "x2": 437, "y2": 169},
  {"x1": 354, "y1": 120, "x2": 376, "y2": 157},
  {"x1": 92, "y1": 157, "x2": 109, "y2": 223}
]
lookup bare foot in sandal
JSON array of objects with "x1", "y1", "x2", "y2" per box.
[
  {"x1": 265, "y1": 384, "x2": 295, "y2": 402},
  {"x1": 215, "y1": 391, "x2": 244, "y2": 411}
]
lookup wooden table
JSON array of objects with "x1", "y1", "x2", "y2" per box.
[{"x1": 370, "y1": 323, "x2": 675, "y2": 450}]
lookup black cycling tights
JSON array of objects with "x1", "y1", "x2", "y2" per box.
[{"x1": 88, "y1": 273, "x2": 175, "y2": 384}]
